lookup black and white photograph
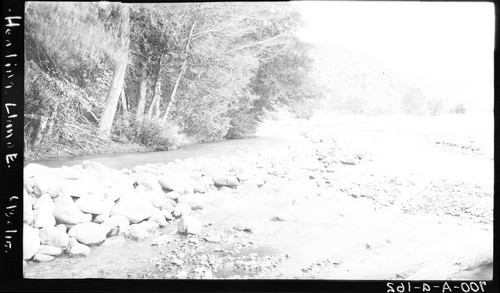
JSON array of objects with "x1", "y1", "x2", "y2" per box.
[{"x1": 18, "y1": 1, "x2": 493, "y2": 281}]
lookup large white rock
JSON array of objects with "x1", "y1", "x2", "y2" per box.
[
  {"x1": 60, "y1": 178, "x2": 95, "y2": 198},
  {"x1": 140, "y1": 220, "x2": 159, "y2": 233},
  {"x1": 24, "y1": 163, "x2": 53, "y2": 179},
  {"x1": 177, "y1": 215, "x2": 202, "y2": 235},
  {"x1": 33, "y1": 193, "x2": 54, "y2": 210},
  {"x1": 101, "y1": 215, "x2": 130, "y2": 235},
  {"x1": 33, "y1": 207, "x2": 56, "y2": 229},
  {"x1": 111, "y1": 197, "x2": 156, "y2": 224},
  {"x1": 23, "y1": 189, "x2": 33, "y2": 225},
  {"x1": 136, "y1": 172, "x2": 163, "y2": 191},
  {"x1": 158, "y1": 174, "x2": 194, "y2": 194},
  {"x1": 37, "y1": 245, "x2": 62, "y2": 256},
  {"x1": 76, "y1": 195, "x2": 114, "y2": 215},
  {"x1": 23, "y1": 224, "x2": 40, "y2": 260},
  {"x1": 52, "y1": 195, "x2": 92, "y2": 225},
  {"x1": 81, "y1": 160, "x2": 110, "y2": 171},
  {"x1": 39, "y1": 226, "x2": 69, "y2": 248},
  {"x1": 213, "y1": 175, "x2": 239, "y2": 188},
  {"x1": 128, "y1": 224, "x2": 149, "y2": 241},
  {"x1": 178, "y1": 194, "x2": 204, "y2": 210},
  {"x1": 68, "y1": 222, "x2": 107, "y2": 246},
  {"x1": 57, "y1": 165, "x2": 84, "y2": 180},
  {"x1": 69, "y1": 243, "x2": 91, "y2": 257},
  {"x1": 32, "y1": 175, "x2": 62, "y2": 197},
  {"x1": 93, "y1": 213, "x2": 109, "y2": 224},
  {"x1": 33, "y1": 253, "x2": 56, "y2": 262},
  {"x1": 173, "y1": 202, "x2": 192, "y2": 217},
  {"x1": 148, "y1": 209, "x2": 168, "y2": 227}
]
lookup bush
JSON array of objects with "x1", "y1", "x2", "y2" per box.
[
  {"x1": 113, "y1": 116, "x2": 188, "y2": 150},
  {"x1": 426, "y1": 98, "x2": 445, "y2": 116},
  {"x1": 450, "y1": 103, "x2": 466, "y2": 114},
  {"x1": 344, "y1": 95, "x2": 366, "y2": 114}
]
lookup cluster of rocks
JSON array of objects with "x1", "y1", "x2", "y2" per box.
[
  {"x1": 23, "y1": 158, "x2": 243, "y2": 264},
  {"x1": 23, "y1": 132, "x2": 366, "y2": 269}
]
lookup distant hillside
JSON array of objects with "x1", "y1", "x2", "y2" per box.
[{"x1": 308, "y1": 44, "x2": 415, "y2": 114}]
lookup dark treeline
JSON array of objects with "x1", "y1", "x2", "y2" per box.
[{"x1": 24, "y1": 2, "x2": 324, "y2": 158}]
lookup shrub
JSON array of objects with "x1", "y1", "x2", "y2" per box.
[
  {"x1": 113, "y1": 116, "x2": 188, "y2": 150},
  {"x1": 450, "y1": 103, "x2": 466, "y2": 114}
]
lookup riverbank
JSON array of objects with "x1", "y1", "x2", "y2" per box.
[{"x1": 23, "y1": 113, "x2": 493, "y2": 280}]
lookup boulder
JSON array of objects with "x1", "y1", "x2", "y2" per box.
[
  {"x1": 68, "y1": 222, "x2": 107, "y2": 246},
  {"x1": 173, "y1": 202, "x2": 192, "y2": 217},
  {"x1": 158, "y1": 174, "x2": 194, "y2": 194},
  {"x1": 140, "y1": 220, "x2": 159, "y2": 233},
  {"x1": 340, "y1": 158, "x2": 356, "y2": 165},
  {"x1": 69, "y1": 243, "x2": 91, "y2": 257},
  {"x1": 101, "y1": 215, "x2": 130, "y2": 236},
  {"x1": 52, "y1": 195, "x2": 92, "y2": 225},
  {"x1": 111, "y1": 197, "x2": 156, "y2": 224},
  {"x1": 165, "y1": 191, "x2": 180, "y2": 200},
  {"x1": 162, "y1": 209, "x2": 173, "y2": 221},
  {"x1": 24, "y1": 178, "x2": 35, "y2": 194},
  {"x1": 23, "y1": 224, "x2": 40, "y2": 260},
  {"x1": 148, "y1": 209, "x2": 168, "y2": 227},
  {"x1": 76, "y1": 195, "x2": 114, "y2": 215},
  {"x1": 136, "y1": 172, "x2": 163, "y2": 191},
  {"x1": 56, "y1": 224, "x2": 67, "y2": 233},
  {"x1": 23, "y1": 190, "x2": 33, "y2": 225},
  {"x1": 60, "y1": 178, "x2": 94, "y2": 198},
  {"x1": 32, "y1": 175, "x2": 62, "y2": 197},
  {"x1": 33, "y1": 193, "x2": 54, "y2": 210},
  {"x1": 129, "y1": 224, "x2": 149, "y2": 241},
  {"x1": 81, "y1": 160, "x2": 109, "y2": 171},
  {"x1": 37, "y1": 245, "x2": 62, "y2": 256},
  {"x1": 24, "y1": 163, "x2": 54, "y2": 179},
  {"x1": 33, "y1": 253, "x2": 55, "y2": 262},
  {"x1": 39, "y1": 226, "x2": 69, "y2": 248},
  {"x1": 177, "y1": 215, "x2": 202, "y2": 235},
  {"x1": 33, "y1": 207, "x2": 56, "y2": 228},
  {"x1": 213, "y1": 175, "x2": 239, "y2": 188},
  {"x1": 93, "y1": 213, "x2": 109, "y2": 224},
  {"x1": 158, "y1": 200, "x2": 174, "y2": 213},
  {"x1": 57, "y1": 165, "x2": 83, "y2": 180},
  {"x1": 178, "y1": 194, "x2": 204, "y2": 210}
]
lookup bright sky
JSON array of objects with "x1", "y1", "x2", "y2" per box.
[{"x1": 292, "y1": 1, "x2": 495, "y2": 104}]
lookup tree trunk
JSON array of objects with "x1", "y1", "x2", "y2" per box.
[
  {"x1": 135, "y1": 61, "x2": 147, "y2": 122},
  {"x1": 161, "y1": 21, "x2": 196, "y2": 125},
  {"x1": 98, "y1": 3, "x2": 130, "y2": 139},
  {"x1": 120, "y1": 88, "x2": 128, "y2": 116},
  {"x1": 146, "y1": 54, "x2": 167, "y2": 121},
  {"x1": 32, "y1": 116, "x2": 48, "y2": 147}
]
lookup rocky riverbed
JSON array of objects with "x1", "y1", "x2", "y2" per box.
[{"x1": 23, "y1": 113, "x2": 494, "y2": 280}]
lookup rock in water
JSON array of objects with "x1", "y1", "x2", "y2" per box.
[
  {"x1": 129, "y1": 224, "x2": 149, "y2": 241},
  {"x1": 37, "y1": 245, "x2": 63, "y2": 256},
  {"x1": 68, "y1": 222, "x2": 107, "y2": 246},
  {"x1": 213, "y1": 175, "x2": 239, "y2": 188},
  {"x1": 178, "y1": 215, "x2": 202, "y2": 235},
  {"x1": 69, "y1": 243, "x2": 91, "y2": 257},
  {"x1": 111, "y1": 198, "x2": 156, "y2": 224},
  {"x1": 39, "y1": 226, "x2": 70, "y2": 248},
  {"x1": 101, "y1": 215, "x2": 130, "y2": 236},
  {"x1": 33, "y1": 253, "x2": 56, "y2": 262},
  {"x1": 23, "y1": 224, "x2": 40, "y2": 260},
  {"x1": 52, "y1": 195, "x2": 92, "y2": 225}
]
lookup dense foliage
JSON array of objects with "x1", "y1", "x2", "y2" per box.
[{"x1": 24, "y1": 2, "x2": 324, "y2": 157}]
